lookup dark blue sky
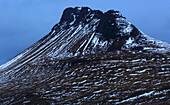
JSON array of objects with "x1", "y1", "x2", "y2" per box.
[{"x1": 0, "y1": 0, "x2": 170, "y2": 65}]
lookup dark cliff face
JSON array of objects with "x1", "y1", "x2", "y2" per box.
[
  {"x1": 59, "y1": 7, "x2": 103, "y2": 25},
  {"x1": 55, "y1": 7, "x2": 141, "y2": 40},
  {"x1": 53, "y1": 7, "x2": 102, "y2": 31},
  {"x1": 50, "y1": 7, "x2": 143, "y2": 51},
  {"x1": 97, "y1": 10, "x2": 125, "y2": 39}
]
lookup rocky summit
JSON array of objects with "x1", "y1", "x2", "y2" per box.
[{"x1": 0, "y1": 7, "x2": 170, "y2": 104}]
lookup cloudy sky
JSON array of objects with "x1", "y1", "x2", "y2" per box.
[{"x1": 0, "y1": 0, "x2": 170, "y2": 65}]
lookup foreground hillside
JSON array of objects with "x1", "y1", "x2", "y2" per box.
[{"x1": 0, "y1": 50, "x2": 170, "y2": 104}]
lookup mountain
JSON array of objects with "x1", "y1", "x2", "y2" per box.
[{"x1": 0, "y1": 7, "x2": 170, "y2": 104}]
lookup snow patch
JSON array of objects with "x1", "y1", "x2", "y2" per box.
[
  {"x1": 126, "y1": 37, "x2": 134, "y2": 45},
  {"x1": 116, "y1": 18, "x2": 132, "y2": 35},
  {"x1": 0, "y1": 53, "x2": 24, "y2": 70},
  {"x1": 83, "y1": 33, "x2": 95, "y2": 51},
  {"x1": 116, "y1": 91, "x2": 154, "y2": 104},
  {"x1": 70, "y1": 14, "x2": 76, "y2": 25}
]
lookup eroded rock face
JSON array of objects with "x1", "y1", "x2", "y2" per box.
[{"x1": 0, "y1": 7, "x2": 170, "y2": 104}]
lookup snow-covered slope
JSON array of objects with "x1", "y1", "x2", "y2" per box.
[
  {"x1": 0, "y1": 7, "x2": 169, "y2": 72},
  {"x1": 0, "y1": 7, "x2": 170, "y2": 104}
]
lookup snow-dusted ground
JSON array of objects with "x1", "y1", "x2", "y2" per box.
[
  {"x1": 0, "y1": 52, "x2": 26, "y2": 70},
  {"x1": 0, "y1": 50, "x2": 169, "y2": 104}
]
